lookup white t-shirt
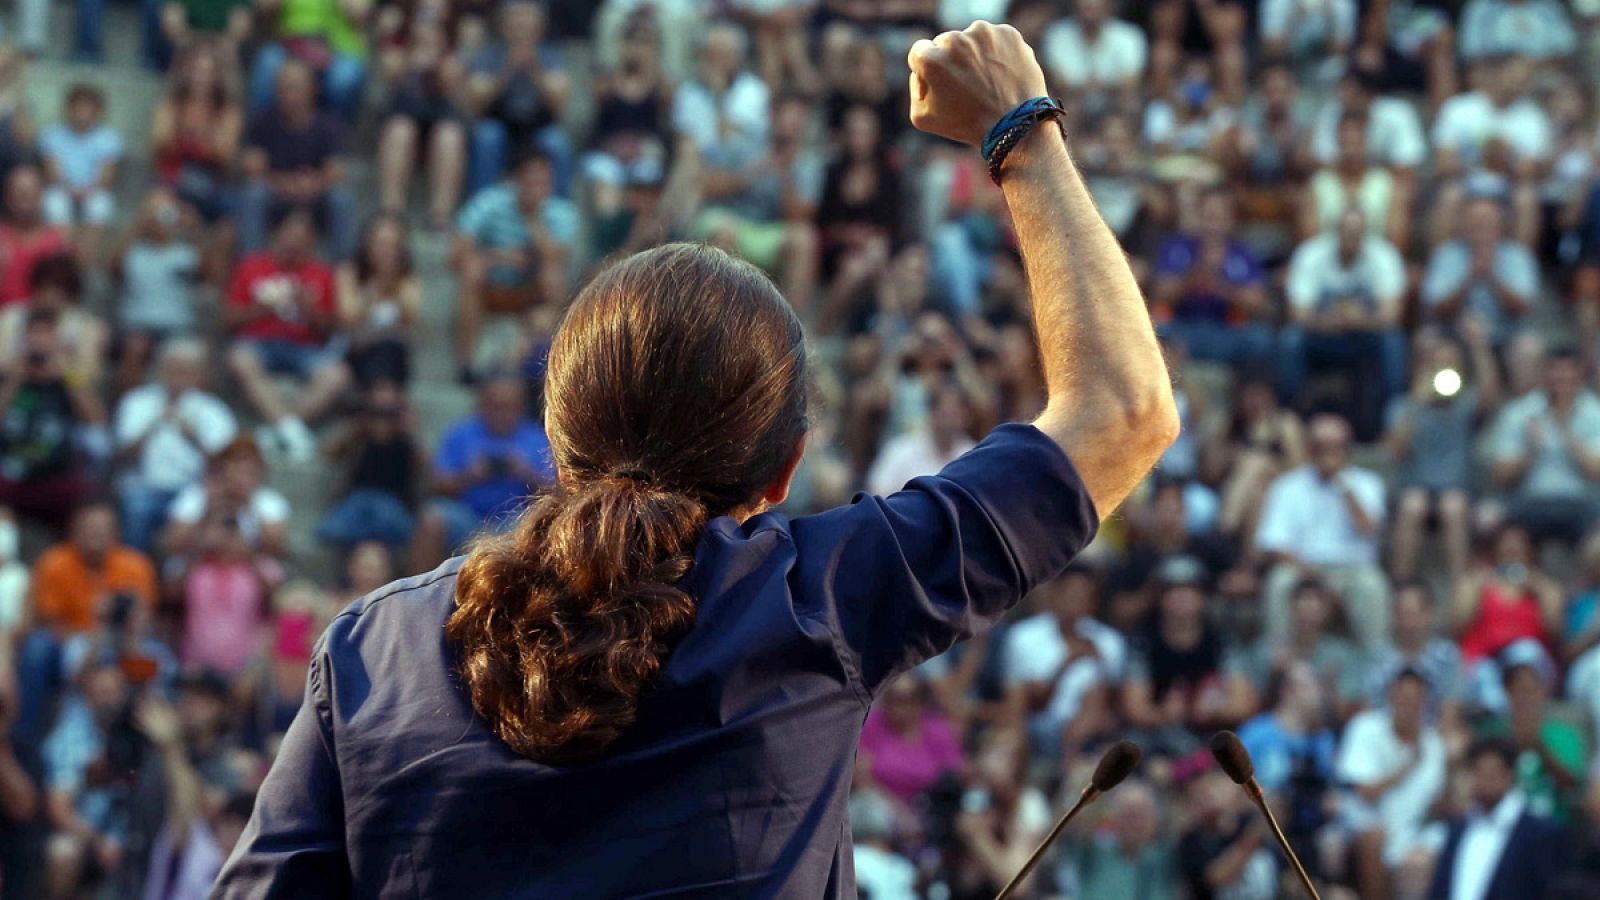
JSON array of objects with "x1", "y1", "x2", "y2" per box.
[
  {"x1": 1311, "y1": 96, "x2": 1428, "y2": 167},
  {"x1": 168, "y1": 484, "x2": 290, "y2": 546},
  {"x1": 1336, "y1": 708, "x2": 1446, "y2": 861},
  {"x1": 671, "y1": 71, "x2": 770, "y2": 169},
  {"x1": 1003, "y1": 613, "x2": 1127, "y2": 734},
  {"x1": 1259, "y1": 0, "x2": 1357, "y2": 53},
  {"x1": 1041, "y1": 18, "x2": 1147, "y2": 87},
  {"x1": 1432, "y1": 92, "x2": 1553, "y2": 165},
  {"x1": 113, "y1": 385, "x2": 238, "y2": 492},
  {"x1": 852, "y1": 845, "x2": 918, "y2": 900},
  {"x1": 1285, "y1": 233, "x2": 1407, "y2": 316},
  {"x1": 866, "y1": 430, "x2": 976, "y2": 498},
  {"x1": 1256, "y1": 465, "x2": 1386, "y2": 567}
]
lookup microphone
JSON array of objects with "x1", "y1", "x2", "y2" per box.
[
  {"x1": 1208, "y1": 731, "x2": 1321, "y2": 900},
  {"x1": 993, "y1": 741, "x2": 1140, "y2": 900}
]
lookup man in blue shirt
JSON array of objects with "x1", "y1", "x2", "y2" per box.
[{"x1": 410, "y1": 373, "x2": 553, "y2": 569}]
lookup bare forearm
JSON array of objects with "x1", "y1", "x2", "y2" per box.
[{"x1": 1005, "y1": 129, "x2": 1178, "y2": 510}]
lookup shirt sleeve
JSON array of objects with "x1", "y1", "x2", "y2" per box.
[
  {"x1": 213, "y1": 631, "x2": 352, "y2": 898},
  {"x1": 790, "y1": 424, "x2": 1098, "y2": 699},
  {"x1": 1253, "y1": 475, "x2": 1298, "y2": 555}
]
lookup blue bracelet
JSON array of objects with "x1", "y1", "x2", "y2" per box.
[{"x1": 981, "y1": 97, "x2": 1066, "y2": 185}]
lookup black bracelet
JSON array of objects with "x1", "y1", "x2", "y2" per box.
[{"x1": 981, "y1": 97, "x2": 1067, "y2": 185}]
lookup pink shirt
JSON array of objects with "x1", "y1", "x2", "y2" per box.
[
  {"x1": 859, "y1": 707, "x2": 965, "y2": 806},
  {"x1": 182, "y1": 560, "x2": 266, "y2": 675}
]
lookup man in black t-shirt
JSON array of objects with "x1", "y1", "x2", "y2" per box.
[
  {"x1": 0, "y1": 310, "x2": 100, "y2": 531},
  {"x1": 236, "y1": 58, "x2": 358, "y2": 261}
]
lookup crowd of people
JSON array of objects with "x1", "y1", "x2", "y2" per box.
[{"x1": 0, "y1": 0, "x2": 1596, "y2": 898}]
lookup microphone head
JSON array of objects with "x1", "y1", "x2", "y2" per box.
[
  {"x1": 1090, "y1": 741, "x2": 1142, "y2": 793},
  {"x1": 1209, "y1": 731, "x2": 1254, "y2": 785}
]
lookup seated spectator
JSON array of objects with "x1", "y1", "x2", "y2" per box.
[
  {"x1": 1488, "y1": 347, "x2": 1600, "y2": 547},
  {"x1": 316, "y1": 381, "x2": 423, "y2": 550},
  {"x1": 38, "y1": 84, "x2": 121, "y2": 263},
  {"x1": 1422, "y1": 196, "x2": 1538, "y2": 344},
  {"x1": 337, "y1": 213, "x2": 419, "y2": 388},
  {"x1": 375, "y1": 14, "x2": 467, "y2": 226},
  {"x1": 1426, "y1": 735, "x2": 1571, "y2": 900},
  {"x1": 1309, "y1": 66, "x2": 1428, "y2": 178},
  {"x1": 1236, "y1": 578, "x2": 1367, "y2": 715},
  {"x1": 732, "y1": 0, "x2": 818, "y2": 97},
  {"x1": 1040, "y1": 0, "x2": 1147, "y2": 116},
  {"x1": 410, "y1": 373, "x2": 554, "y2": 569},
  {"x1": 1430, "y1": 57, "x2": 1549, "y2": 247},
  {"x1": 581, "y1": 18, "x2": 672, "y2": 225},
  {"x1": 1256, "y1": 413, "x2": 1390, "y2": 651},
  {"x1": 688, "y1": 92, "x2": 821, "y2": 317},
  {"x1": 849, "y1": 788, "x2": 917, "y2": 900},
  {"x1": 1207, "y1": 375, "x2": 1306, "y2": 540},
  {"x1": 1458, "y1": 0, "x2": 1576, "y2": 64},
  {"x1": 238, "y1": 59, "x2": 358, "y2": 262},
  {"x1": 0, "y1": 46, "x2": 39, "y2": 187},
  {"x1": 1149, "y1": 186, "x2": 1274, "y2": 371},
  {"x1": 161, "y1": 436, "x2": 291, "y2": 574},
  {"x1": 179, "y1": 519, "x2": 269, "y2": 676},
  {"x1": 1080, "y1": 111, "x2": 1155, "y2": 251},
  {"x1": 1478, "y1": 657, "x2": 1587, "y2": 821},
  {"x1": 1174, "y1": 753, "x2": 1279, "y2": 900},
  {"x1": 819, "y1": 29, "x2": 906, "y2": 147},
  {"x1": 1236, "y1": 661, "x2": 1338, "y2": 868},
  {"x1": 1002, "y1": 565, "x2": 1126, "y2": 761},
  {"x1": 0, "y1": 165, "x2": 70, "y2": 307},
  {"x1": 464, "y1": 0, "x2": 570, "y2": 196},
  {"x1": 1453, "y1": 523, "x2": 1563, "y2": 672},
  {"x1": 1365, "y1": 582, "x2": 1466, "y2": 728},
  {"x1": 1121, "y1": 556, "x2": 1255, "y2": 754},
  {"x1": 815, "y1": 105, "x2": 902, "y2": 333},
  {"x1": 1386, "y1": 323, "x2": 1501, "y2": 581},
  {"x1": 151, "y1": 43, "x2": 243, "y2": 227},
  {"x1": 1259, "y1": 0, "x2": 1355, "y2": 73},
  {"x1": 0, "y1": 253, "x2": 110, "y2": 390},
  {"x1": 111, "y1": 339, "x2": 237, "y2": 554},
  {"x1": 1279, "y1": 208, "x2": 1408, "y2": 438},
  {"x1": 1060, "y1": 778, "x2": 1175, "y2": 900},
  {"x1": 866, "y1": 382, "x2": 976, "y2": 497},
  {"x1": 1348, "y1": 0, "x2": 1458, "y2": 110},
  {"x1": 1302, "y1": 111, "x2": 1409, "y2": 245},
  {"x1": 236, "y1": 579, "x2": 330, "y2": 750},
  {"x1": 1141, "y1": 56, "x2": 1236, "y2": 157},
  {"x1": 452, "y1": 149, "x2": 578, "y2": 381},
  {"x1": 40, "y1": 658, "x2": 136, "y2": 900},
  {"x1": 111, "y1": 188, "x2": 202, "y2": 392},
  {"x1": 1224, "y1": 60, "x2": 1313, "y2": 234},
  {"x1": 1336, "y1": 668, "x2": 1447, "y2": 900},
  {"x1": 0, "y1": 311, "x2": 105, "y2": 530},
  {"x1": 949, "y1": 728, "x2": 1050, "y2": 898},
  {"x1": 670, "y1": 21, "x2": 768, "y2": 193},
  {"x1": 31, "y1": 501, "x2": 157, "y2": 637},
  {"x1": 247, "y1": 0, "x2": 371, "y2": 119},
  {"x1": 224, "y1": 208, "x2": 347, "y2": 462},
  {"x1": 857, "y1": 673, "x2": 964, "y2": 811}
]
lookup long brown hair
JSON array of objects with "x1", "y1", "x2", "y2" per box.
[{"x1": 447, "y1": 243, "x2": 808, "y2": 765}]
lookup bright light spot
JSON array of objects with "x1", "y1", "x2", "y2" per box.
[{"x1": 1433, "y1": 368, "x2": 1462, "y2": 398}]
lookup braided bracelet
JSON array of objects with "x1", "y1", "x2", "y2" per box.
[{"x1": 980, "y1": 97, "x2": 1067, "y2": 185}]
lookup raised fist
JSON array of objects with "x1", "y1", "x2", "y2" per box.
[{"x1": 907, "y1": 21, "x2": 1049, "y2": 147}]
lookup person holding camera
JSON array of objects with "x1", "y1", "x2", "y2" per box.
[
  {"x1": 315, "y1": 381, "x2": 425, "y2": 551},
  {"x1": 408, "y1": 372, "x2": 554, "y2": 570},
  {"x1": 0, "y1": 310, "x2": 105, "y2": 533}
]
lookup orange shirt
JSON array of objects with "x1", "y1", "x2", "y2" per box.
[{"x1": 31, "y1": 544, "x2": 158, "y2": 634}]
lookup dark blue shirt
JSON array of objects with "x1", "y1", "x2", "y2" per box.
[{"x1": 213, "y1": 424, "x2": 1097, "y2": 898}]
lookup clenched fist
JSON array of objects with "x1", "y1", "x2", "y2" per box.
[{"x1": 907, "y1": 21, "x2": 1049, "y2": 147}]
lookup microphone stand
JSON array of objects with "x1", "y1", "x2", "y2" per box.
[
  {"x1": 992, "y1": 784, "x2": 1102, "y2": 900},
  {"x1": 1240, "y1": 780, "x2": 1320, "y2": 900}
]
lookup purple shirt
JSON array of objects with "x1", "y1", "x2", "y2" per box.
[
  {"x1": 1155, "y1": 234, "x2": 1264, "y2": 324},
  {"x1": 214, "y1": 424, "x2": 1097, "y2": 898}
]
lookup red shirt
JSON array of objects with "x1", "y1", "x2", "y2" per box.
[
  {"x1": 0, "y1": 223, "x2": 68, "y2": 305},
  {"x1": 227, "y1": 251, "x2": 335, "y2": 345}
]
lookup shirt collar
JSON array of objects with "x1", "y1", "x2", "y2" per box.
[{"x1": 1472, "y1": 789, "x2": 1526, "y2": 829}]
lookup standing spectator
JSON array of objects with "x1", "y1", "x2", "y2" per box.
[
  {"x1": 1337, "y1": 668, "x2": 1448, "y2": 900},
  {"x1": 111, "y1": 340, "x2": 237, "y2": 554},
  {"x1": 336, "y1": 213, "x2": 419, "y2": 388},
  {"x1": 410, "y1": 373, "x2": 554, "y2": 568},
  {"x1": 1149, "y1": 186, "x2": 1274, "y2": 371},
  {"x1": 464, "y1": 0, "x2": 570, "y2": 195},
  {"x1": 1279, "y1": 208, "x2": 1408, "y2": 437},
  {"x1": 1425, "y1": 736, "x2": 1571, "y2": 900},
  {"x1": 30, "y1": 502, "x2": 157, "y2": 637},
  {"x1": 452, "y1": 150, "x2": 578, "y2": 381},
  {"x1": 238, "y1": 59, "x2": 358, "y2": 262},
  {"x1": 0, "y1": 166, "x2": 70, "y2": 307},
  {"x1": 38, "y1": 84, "x2": 121, "y2": 264},
  {"x1": 1256, "y1": 413, "x2": 1390, "y2": 651},
  {"x1": 0, "y1": 312, "x2": 104, "y2": 531},
  {"x1": 1421, "y1": 196, "x2": 1539, "y2": 343},
  {"x1": 374, "y1": 14, "x2": 468, "y2": 226},
  {"x1": 248, "y1": 0, "x2": 371, "y2": 119},
  {"x1": 223, "y1": 208, "x2": 347, "y2": 463},
  {"x1": 1488, "y1": 348, "x2": 1600, "y2": 547},
  {"x1": 1387, "y1": 323, "x2": 1501, "y2": 582}
]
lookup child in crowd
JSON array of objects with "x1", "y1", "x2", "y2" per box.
[{"x1": 39, "y1": 83, "x2": 122, "y2": 262}]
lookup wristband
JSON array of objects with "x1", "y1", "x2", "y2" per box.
[{"x1": 981, "y1": 97, "x2": 1067, "y2": 185}]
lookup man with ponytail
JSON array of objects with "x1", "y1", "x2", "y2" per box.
[{"x1": 215, "y1": 22, "x2": 1177, "y2": 899}]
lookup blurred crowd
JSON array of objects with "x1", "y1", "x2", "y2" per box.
[{"x1": 0, "y1": 0, "x2": 1596, "y2": 899}]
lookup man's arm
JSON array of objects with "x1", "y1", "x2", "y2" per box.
[{"x1": 908, "y1": 22, "x2": 1178, "y2": 516}]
